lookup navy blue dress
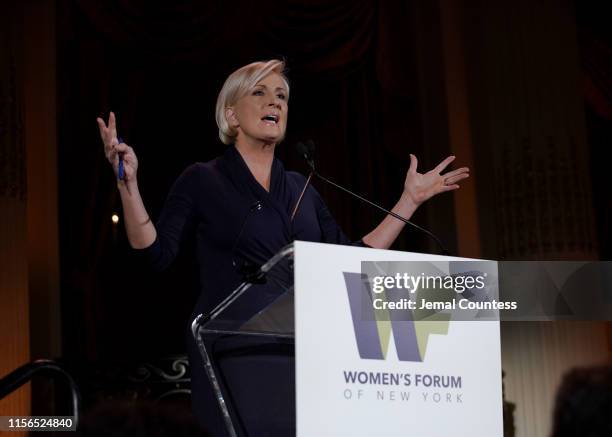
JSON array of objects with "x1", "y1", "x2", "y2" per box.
[{"x1": 136, "y1": 145, "x2": 361, "y2": 436}]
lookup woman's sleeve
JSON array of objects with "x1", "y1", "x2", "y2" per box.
[
  {"x1": 313, "y1": 187, "x2": 371, "y2": 248},
  {"x1": 132, "y1": 164, "x2": 201, "y2": 271}
]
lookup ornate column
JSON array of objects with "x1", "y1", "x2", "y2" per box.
[
  {"x1": 0, "y1": 0, "x2": 60, "y2": 421},
  {"x1": 0, "y1": 0, "x2": 30, "y2": 420}
]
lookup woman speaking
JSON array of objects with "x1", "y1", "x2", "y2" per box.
[{"x1": 97, "y1": 59, "x2": 469, "y2": 436}]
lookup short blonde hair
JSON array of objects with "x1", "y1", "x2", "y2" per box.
[{"x1": 215, "y1": 59, "x2": 290, "y2": 145}]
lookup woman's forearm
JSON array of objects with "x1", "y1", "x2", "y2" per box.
[
  {"x1": 117, "y1": 180, "x2": 157, "y2": 249},
  {"x1": 362, "y1": 193, "x2": 418, "y2": 249}
]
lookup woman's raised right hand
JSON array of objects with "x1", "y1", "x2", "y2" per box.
[{"x1": 97, "y1": 111, "x2": 139, "y2": 185}]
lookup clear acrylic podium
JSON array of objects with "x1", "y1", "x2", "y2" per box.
[{"x1": 191, "y1": 244, "x2": 295, "y2": 437}]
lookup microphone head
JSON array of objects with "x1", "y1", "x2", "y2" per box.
[
  {"x1": 295, "y1": 140, "x2": 316, "y2": 160},
  {"x1": 295, "y1": 141, "x2": 315, "y2": 168},
  {"x1": 306, "y1": 139, "x2": 316, "y2": 156},
  {"x1": 295, "y1": 141, "x2": 309, "y2": 159}
]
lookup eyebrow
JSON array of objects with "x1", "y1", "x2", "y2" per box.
[{"x1": 253, "y1": 84, "x2": 287, "y2": 92}]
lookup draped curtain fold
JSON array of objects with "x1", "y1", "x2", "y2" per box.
[
  {"x1": 580, "y1": 30, "x2": 612, "y2": 122},
  {"x1": 576, "y1": 9, "x2": 612, "y2": 260},
  {"x1": 75, "y1": 0, "x2": 377, "y2": 70}
]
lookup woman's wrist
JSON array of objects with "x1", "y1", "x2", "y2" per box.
[
  {"x1": 399, "y1": 190, "x2": 420, "y2": 212},
  {"x1": 117, "y1": 177, "x2": 138, "y2": 194}
]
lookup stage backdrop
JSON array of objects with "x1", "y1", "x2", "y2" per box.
[{"x1": 56, "y1": 0, "x2": 458, "y2": 363}]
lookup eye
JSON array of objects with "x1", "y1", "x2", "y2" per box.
[
  {"x1": 253, "y1": 90, "x2": 264, "y2": 96},
  {"x1": 277, "y1": 94, "x2": 287, "y2": 100}
]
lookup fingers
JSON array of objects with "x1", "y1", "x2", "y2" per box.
[
  {"x1": 98, "y1": 113, "x2": 118, "y2": 151},
  {"x1": 115, "y1": 143, "x2": 137, "y2": 166},
  {"x1": 96, "y1": 117, "x2": 107, "y2": 136},
  {"x1": 111, "y1": 147, "x2": 120, "y2": 171},
  {"x1": 434, "y1": 155, "x2": 456, "y2": 173},
  {"x1": 114, "y1": 142, "x2": 131, "y2": 154},
  {"x1": 444, "y1": 172, "x2": 470, "y2": 185},
  {"x1": 408, "y1": 154, "x2": 418, "y2": 173},
  {"x1": 109, "y1": 111, "x2": 117, "y2": 140},
  {"x1": 98, "y1": 112, "x2": 137, "y2": 180},
  {"x1": 440, "y1": 184, "x2": 460, "y2": 192},
  {"x1": 105, "y1": 140, "x2": 133, "y2": 164},
  {"x1": 97, "y1": 117, "x2": 110, "y2": 147},
  {"x1": 443, "y1": 167, "x2": 469, "y2": 179},
  {"x1": 99, "y1": 111, "x2": 121, "y2": 157},
  {"x1": 104, "y1": 136, "x2": 122, "y2": 159},
  {"x1": 112, "y1": 143, "x2": 136, "y2": 178}
]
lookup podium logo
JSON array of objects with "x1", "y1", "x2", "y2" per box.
[{"x1": 343, "y1": 272, "x2": 450, "y2": 362}]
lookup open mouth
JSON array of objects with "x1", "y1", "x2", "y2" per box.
[{"x1": 261, "y1": 114, "x2": 280, "y2": 125}]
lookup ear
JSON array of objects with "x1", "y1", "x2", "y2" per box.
[{"x1": 226, "y1": 107, "x2": 239, "y2": 128}]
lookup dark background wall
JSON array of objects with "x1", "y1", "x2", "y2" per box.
[{"x1": 56, "y1": 0, "x2": 451, "y2": 362}]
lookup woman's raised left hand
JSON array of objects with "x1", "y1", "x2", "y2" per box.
[{"x1": 403, "y1": 154, "x2": 469, "y2": 206}]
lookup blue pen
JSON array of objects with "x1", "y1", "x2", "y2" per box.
[{"x1": 117, "y1": 137, "x2": 124, "y2": 180}]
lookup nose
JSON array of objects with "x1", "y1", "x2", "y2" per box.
[{"x1": 268, "y1": 96, "x2": 282, "y2": 109}]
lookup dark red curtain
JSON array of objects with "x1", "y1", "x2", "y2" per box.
[
  {"x1": 57, "y1": 0, "x2": 448, "y2": 361},
  {"x1": 576, "y1": 2, "x2": 612, "y2": 260}
]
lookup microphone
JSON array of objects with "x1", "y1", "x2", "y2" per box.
[
  {"x1": 294, "y1": 140, "x2": 450, "y2": 255},
  {"x1": 296, "y1": 140, "x2": 316, "y2": 170},
  {"x1": 290, "y1": 142, "x2": 315, "y2": 221}
]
